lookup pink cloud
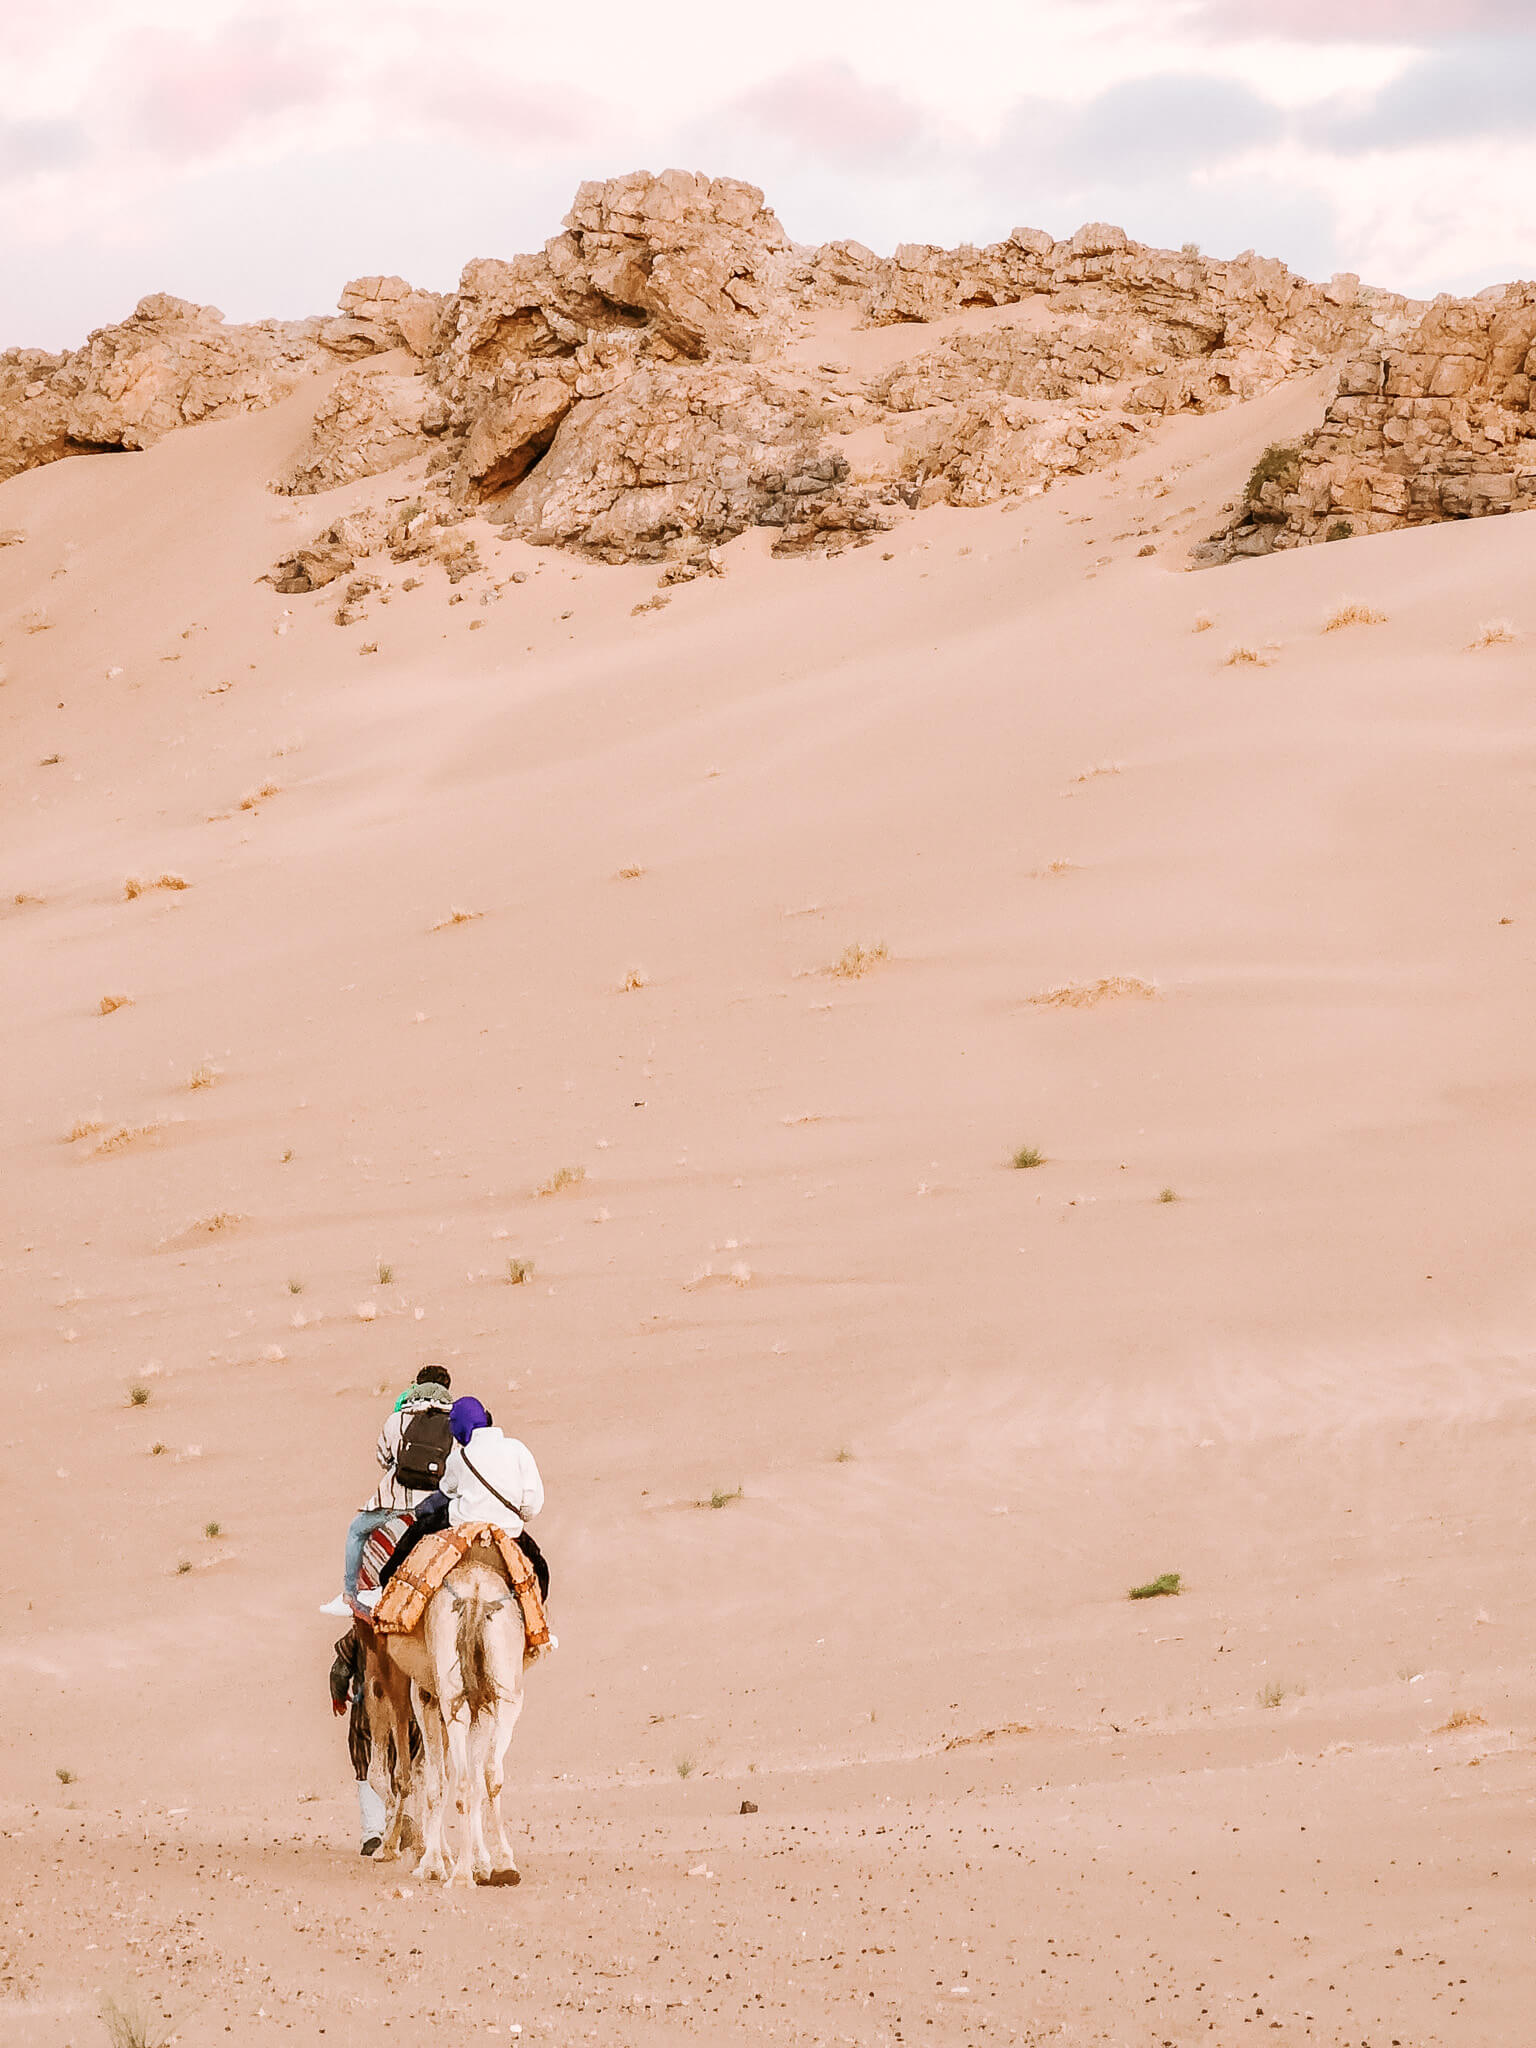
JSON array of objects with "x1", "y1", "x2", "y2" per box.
[
  {"x1": 120, "y1": 16, "x2": 334, "y2": 159},
  {"x1": 732, "y1": 63, "x2": 927, "y2": 166}
]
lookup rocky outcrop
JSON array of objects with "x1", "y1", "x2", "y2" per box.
[
  {"x1": 0, "y1": 285, "x2": 431, "y2": 485},
  {"x1": 1196, "y1": 286, "x2": 1536, "y2": 562},
  {"x1": 274, "y1": 362, "x2": 437, "y2": 494},
  {"x1": 22, "y1": 169, "x2": 1532, "y2": 582}
]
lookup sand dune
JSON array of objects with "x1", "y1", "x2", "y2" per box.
[{"x1": 3, "y1": 337, "x2": 1533, "y2": 2045}]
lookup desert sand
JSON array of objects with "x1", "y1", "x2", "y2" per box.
[{"x1": 2, "y1": 305, "x2": 1533, "y2": 2048}]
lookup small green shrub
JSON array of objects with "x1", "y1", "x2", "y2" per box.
[
  {"x1": 1259, "y1": 1679, "x2": 1291, "y2": 1709},
  {"x1": 1157, "y1": 1187, "x2": 1178, "y2": 1203},
  {"x1": 1010, "y1": 1145, "x2": 1045, "y2": 1170},
  {"x1": 705, "y1": 1486, "x2": 742, "y2": 1510},
  {"x1": 376, "y1": 1260, "x2": 394, "y2": 1285},
  {"x1": 128, "y1": 1384, "x2": 151, "y2": 1407},
  {"x1": 56, "y1": 1766, "x2": 76, "y2": 1785},
  {"x1": 149, "y1": 1442, "x2": 167, "y2": 1456},
  {"x1": 1128, "y1": 1572, "x2": 1182, "y2": 1600},
  {"x1": 1244, "y1": 443, "x2": 1300, "y2": 506},
  {"x1": 203, "y1": 1521, "x2": 222, "y2": 1539},
  {"x1": 176, "y1": 1560, "x2": 192, "y2": 1576},
  {"x1": 676, "y1": 1757, "x2": 694, "y2": 1779},
  {"x1": 1325, "y1": 519, "x2": 1353, "y2": 542},
  {"x1": 287, "y1": 1277, "x2": 303, "y2": 1295}
]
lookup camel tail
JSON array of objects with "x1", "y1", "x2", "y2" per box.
[{"x1": 454, "y1": 1588, "x2": 500, "y2": 1721}]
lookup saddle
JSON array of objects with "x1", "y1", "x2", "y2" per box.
[{"x1": 366, "y1": 1521, "x2": 551, "y2": 1657}]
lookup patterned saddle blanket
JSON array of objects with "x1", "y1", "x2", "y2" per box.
[{"x1": 360, "y1": 1518, "x2": 551, "y2": 1656}]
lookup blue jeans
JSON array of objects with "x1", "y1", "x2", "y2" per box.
[{"x1": 344, "y1": 1507, "x2": 396, "y2": 1597}]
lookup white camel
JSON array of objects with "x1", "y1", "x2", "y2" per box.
[{"x1": 362, "y1": 1542, "x2": 529, "y2": 1885}]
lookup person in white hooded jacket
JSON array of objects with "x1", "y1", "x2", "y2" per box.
[{"x1": 440, "y1": 1395, "x2": 550, "y2": 1601}]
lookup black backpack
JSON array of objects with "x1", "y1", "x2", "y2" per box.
[{"x1": 394, "y1": 1405, "x2": 453, "y2": 1493}]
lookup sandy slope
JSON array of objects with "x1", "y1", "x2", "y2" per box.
[{"x1": 2, "y1": 353, "x2": 1534, "y2": 2047}]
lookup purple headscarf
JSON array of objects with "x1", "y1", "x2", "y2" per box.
[{"x1": 449, "y1": 1396, "x2": 491, "y2": 1445}]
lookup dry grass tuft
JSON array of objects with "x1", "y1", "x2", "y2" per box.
[
  {"x1": 124, "y1": 873, "x2": 189, "y2": 900},
  {"x1": 1224, "y1": 643, "x2": 1268, "y2": 667},
  {"x1": 506, "y1": 1256, "x2": 535, "y2": 1285},
  {"x1": 128, "y1": 1383, "x2": 152, "y2": 1407},
  {"x1": 1031, "y1": 858, "x2": 1076, "y2": 877},
  {"x1": 187, "y1": 1210, "x2": 242, "y2": 1235},
  {"x1": 1322, "y1": 602, "x2": 1387, "y2": 632},
  {"x1": 944, "y1": 1720, "x2": 1033, "y2": 1750},
  {"x1": 1028, "y1": 976, "x2": 1158, "y2": 1008},
  {"x1": 186, "y1": 1063, "x2": 220, "y2": 1090},
  {"x1": 238, "y1": 781, "x2": 282, "y2": 811},
  {"x1": 432, "y1": 906, "x2": 483, "y2": 930},
  {"x1": 1191, "y1": 613, "x2": 1214, "y2": 633},
  {"x1": 1068, "y1": 761, "x2": 1122, "y2": 785},
  {"x1": 829, "y1": 941, "x2": 889, "y2": 979},
  {"x1": 92, "y1": 1122, "x2": 160, "y2": 1157},
  {"x1": 1435, "y1": 1707, "x2": 1487, "y2": 1733},
  {"x1": 1468, "y1": 619, "x2": 1517, "y2": 649},
  {"x1": 620, "y1": 966, "x2": 649, "y2": 991},
  {"x1": 67, "y1": 1115, "x2": 105, "y2": 1144},
  {"x1": 98, "y1": 993, "x2": 133, "y2": 1016},
  {"x1": 1010, "y1": 1144, "x2": 1045, "y2": 1170},
  {"x1": 616, "y1": 863, "x2": 646, "y2": 880},
  {"x1": 101, "y1": 1995, "x2": 172, "y2": 2048},
  {"x1": 535, "y1": 1164, "x2": 586, "y2": 1197}
]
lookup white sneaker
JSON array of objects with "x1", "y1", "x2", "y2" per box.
[{"x1": 318, "y1": 1594, "x2": 351, "y2": 1617}]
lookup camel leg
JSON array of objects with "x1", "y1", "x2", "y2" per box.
[
  {"x1": 412, "y1": 1681, "x2": 451, "y2": 1883},
  {"x1": 481, "y1": 1688, "x2": 525, "y2": 1882},
  {"x1": 443, "y1": 1708, "x2": 480, "y2": 1888},
  {"x1": 367, "y1": 1653, "x2": 415, "y2": 1863}
]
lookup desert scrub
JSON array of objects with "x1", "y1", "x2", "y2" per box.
[
  {"x1": 829, "y1": 941, "x2": 889, "y2": 979},
  {"x1": 128, "y1": 1383, "x2": 152, "y2": 1407},
  {"x1": 186, "y1": 1062, "x2": 219, "y2": 1090},
  {"x1": 1243, "y1": 442, "x2": 1300, "y2": 506},
  {"x1": 1157, "y1": 1186, "x2": 1179, "y2": 1203},
  {"x1": 1128, "y1": 1571, "x2": 1182, "y2": 1600},
  {"x1": 1010, "y1": 1145, "x2": 1045, "y2": 1170},
  {"x1": 702, "y1": 1486, "x2": 742, "y2": 1510},
  {"x1": 1468, "y1": 619, "x2": 1517, "y2": 649},
  {"x1": 1322, "y1": 602, "x2": 1387, "y2": 632},
  {"x1": 506, "y1": 1256, "x2": 535, "y2": 1284},
  {"x1": 534, "y1": 1165, "x2": 586, "y2": 1197},
  {"x1": 1029, "y1": 976, "x2": 1157, "y2": 1008},
  {"x1": 432, "y1": 905, "x2": 483, "y2": 929},
  {"x1": 98, "y1": 992, "x2": 133, "y2": 1015},
  {"x1": 376, "y1": 1260, "x2": 395, "y2": 1285},
  {"x1": 1435, "y1": 1707, "x2": 1486, "y2": 1732}
]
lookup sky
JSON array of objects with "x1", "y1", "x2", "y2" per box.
[{"x1": 4, "y1": 0, "x2": 1532, "y2": 350}]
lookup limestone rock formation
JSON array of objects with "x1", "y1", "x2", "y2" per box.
[
  {"x1": 274, "y1": 362, "x2": 436, "y2": 495},
  {"x1": 13, "y1": 169, "x2": 1534, "y2": 580},
  {"x1": 1196, "y1": 286, "x2": 1536, "y2": 562},
  {"x1": 0, "y1": 296, "x2": 328, "y2": 482}
]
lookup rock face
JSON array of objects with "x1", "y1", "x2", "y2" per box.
[
  {"x1": 1197, "y1": 287, "x2": 1536, "y2": 561},
  {"x1": 0, "y1": 296, "x2": 332, "y2": 482},
  {"x1": 17, "y1": 169, "x2": 1533, "y2": 578}
]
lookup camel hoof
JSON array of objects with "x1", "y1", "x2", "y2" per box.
[{"x1": 483, "y1": 1866, "x2": 521, "y2": 1887}]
